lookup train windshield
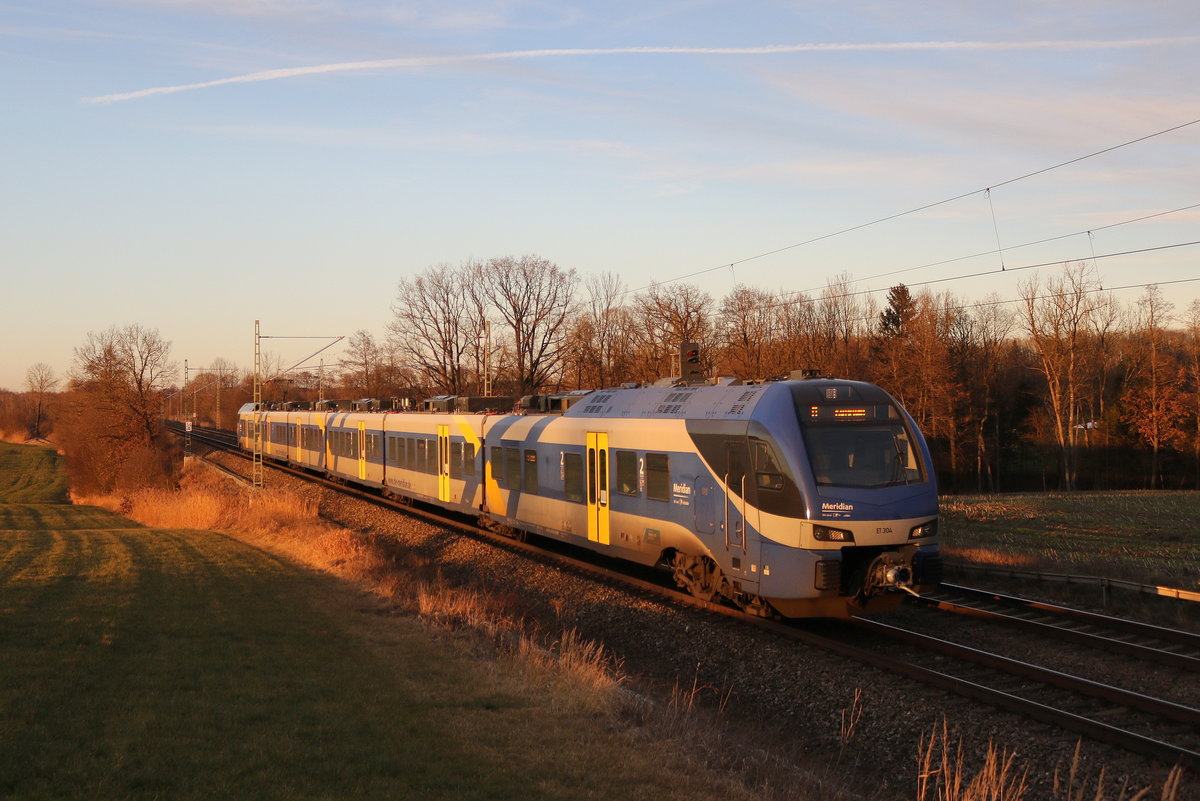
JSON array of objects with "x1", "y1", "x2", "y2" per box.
[{"x1": 802, "y1": 420, "x2": 925, "y2": 489}]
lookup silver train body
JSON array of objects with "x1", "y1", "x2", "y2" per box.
[{"x1": 238, "y1": 377, "x2": 941, "y2": 618}]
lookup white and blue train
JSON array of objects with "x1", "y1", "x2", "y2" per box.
[{"x1": 238, "y1": 375, "x2": 941, "y2": 618}]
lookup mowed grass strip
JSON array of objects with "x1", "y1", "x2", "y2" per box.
[
  {"x1": 1, "y1": 526, "x2": 510, "y2": 799},
  {"x1": 0, "y1": 442, "x2": 68, "y2": 504},
  {"x1": 0, "y1": 442, "x2": 755, "y2": 801}
]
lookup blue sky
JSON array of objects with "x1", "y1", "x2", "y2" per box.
[{"x1": 2, "y1": 0, "x2": 1198, "y2": 391}]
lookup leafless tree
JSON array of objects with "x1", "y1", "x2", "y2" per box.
[
  {"x1": 479, "y1": 255, "x2": 578, "y2": 395},
  {"x1": 388, "y1": 263, "x2": 477, "y2": 395},
  {"x1": 72, "y1": 324, "x2": 175, "y2": 446},
  {"x1": 339, "y1": 329, "x2": 387, "y2": 398},
  {"x1": 1021, "y1": 262, "x2": 1104, "y2": 490},
  {"x1": 24, "y1": 362, "x2": 58, "y2": 439},
  {"x1": 630, "y1": 283, "x2": 714, "y2": 381},
  {"x1": 1121, "y1": 286, "x2": 1187, "y2": 488},
  {"x1": 717, "y1": 285, "x2": 776, "y2": 379},
  {"x1": 62, "y1": 324, "x2": 176, "y2": 492},
  {"x1": 570, "y1": 271, "x2": 634, "y2": 388},
  {"x1": 1186, "y1": 300, "x2": 1200, "y2": 488}
]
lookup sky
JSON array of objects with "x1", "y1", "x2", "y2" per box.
[{"x1": 2, "y1": 0, "x2": 1199, "y2": 392}]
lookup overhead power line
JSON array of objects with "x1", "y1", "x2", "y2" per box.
[
  {"x1": 762, "y1": 240, "x2": 1200, "y2": 313},
  {"x1": 622, "y1": 115, "x2": 1200, "y2": 296}
]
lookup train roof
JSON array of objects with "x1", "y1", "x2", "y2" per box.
[{"x1": 562, "y1": 378, "x2": 892, "y2": 421}]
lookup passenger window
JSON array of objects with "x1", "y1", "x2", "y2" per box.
[
  {"x1": 616, "y1": 450, "x2": 639, "y2": 496},
  {"x1": 464, "y1": 443, "x2": 476, "y2": 477},
  {"x1": 646, "y1": 453, "x2": 669, "y2": 502},
  {"x1": 523, "y1": 449, "x2": 538, "y2": 494},
  {"x1": 751, "y1": 437, "x2": 785, "y2": 491},
  {"x1": 505, "y1": 447, "x2": 521, "y2": 490},
  {"x1": 563, "y1": 452, "x2": 583, "y2": 502},
  {"x1": 491, "y1": 446, "x2": 504, "y2": 487}
]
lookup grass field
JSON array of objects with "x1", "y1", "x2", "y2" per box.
[
  {"x1": 940, "y1": 491, "x2": 1200, "y2": 590},
  {"x1": 0, "y1": 442, "x2": 758, "y2": 801}
]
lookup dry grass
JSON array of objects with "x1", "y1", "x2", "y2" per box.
[
  {"x1": 917, "y1": 720, "x2": 1028, "y2": 801},
  {"x1": 916, "y1": 722, "x2": 1186, "y2": 801}
]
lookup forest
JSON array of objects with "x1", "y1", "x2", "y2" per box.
[{"x1": 3, "y1": 257, "x2": 1199, "y2": 495}]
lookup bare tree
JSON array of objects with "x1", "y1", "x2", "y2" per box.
[
  {"x1": 630, "y1": 283, "x2": 714, "y2": 381},
  {"x1": 1121, "y1": 286, "x2": 1187, "y2": 488},
  {"x1": 388, "y1": 263, "x2": 476, "y2": 395},
  {"x1": 339, "y1": 329, "x2": 386, "y2": 398},
  {"x1": 1187, "y1": 300, "x2": 1200, "y2": 488},
  {"x1": 61, "y1": 324, "x2": 176, "y2": 492},
  {"x1": 72, "y1": 324, "x2": 175, "y2": 446},
  {"x1": 25, "y1": 363, "x2": 58, "y2": 439},
  {"x1": 570, "y1": 271, "x2": 634, "y2": 388},
  {"x1": 479, "y1": 255, "x2": 578, "y2": 395},
  {"x1": 1020, "y1": 262, "x2": 1103, "y2": 490},
  {"x1": 717, "y1": 285, "x2": 776, "y2": 379}
]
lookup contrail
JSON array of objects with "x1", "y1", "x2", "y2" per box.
[{"x1": 83, "y1": 37, "x2": 1200, "y2": 105}]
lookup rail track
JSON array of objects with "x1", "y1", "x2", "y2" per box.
[
  {"x1": 169, "y1": 421, "x2": 1200, "y2": 770},
  {"x1": 909, "y1": 583, "x2": 1200, "y2": 672}
]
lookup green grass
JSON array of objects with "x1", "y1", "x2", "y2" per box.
[
  {"x1": 0, "y1": 442, "x2": 757, "y2": 801},
  {"x1": 940, "y1": 491, "x2": 1200, "y2": 589},
  {"x1": 0, "y1": 442, "x2": 68, "y2": 503}
]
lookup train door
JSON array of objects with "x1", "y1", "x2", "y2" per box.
[
  {"x1": 724, "y1": 442, "x2": 748, "y2": 552},
  {"x1": 586, "y1": 432, "x2": 610, "y2": 545},
  {"x1": 437, "y1": 425, "x2": 451, "y2": 502},
  {"x1": 357, "y1": 421, "x2": 367, "y2": 481}
]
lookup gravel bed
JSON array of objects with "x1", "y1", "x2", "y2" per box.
[{"x1": 210, "y1": 453, "x2": 1195, "y2": 800}]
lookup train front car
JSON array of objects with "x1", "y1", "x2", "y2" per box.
[{"x1": 710, "y1": 377, "x2": 940, "y2": 618}]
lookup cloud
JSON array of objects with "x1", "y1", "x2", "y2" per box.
[{"x1": 82, "y1": 36, "x2": 1200, "y2": 105}]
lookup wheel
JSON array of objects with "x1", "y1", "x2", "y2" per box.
[{"x1": 671, "y1": 552, "x2": 724, "y2": 602}]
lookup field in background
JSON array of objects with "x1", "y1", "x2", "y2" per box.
[{"x1": 940, "y1": 491, "x2": 1200, "y2": 591}]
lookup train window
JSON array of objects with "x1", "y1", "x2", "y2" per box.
[
  {"x1": 450, "y1": 441, "x2": 462, "y2": 479},
  {"x1": 463, "y1": 443, "x2": 476, "y2": 477},
  {"x1": 563, "y1": 452, "x2": 584, "y2": 502},
  {"x1": 751, "y1": 438, "x2": 785, "y2": 491},
  {"x1": 405, "y1": 438, "x2": 416, "y2": 471},
  {"x1": 523, "y1": 449, "x2": 538, "y2": 495},
  {"x1": 646, "y1": 453, "x2": 670, "y2": 502},
  {"x1": 804, "y1": 423, "x2": 925, "y2": 488},
  {"x1": 366, "y1": 434, "x2": 381, "y2": 462},
  {"x1": 425, "y1": 439, "x2": 438, "y2": 474},
  {"x1": 505, "y1": 447, "x2": 521, "y2": 490},
  {"x1": 491, "y1": 446, "x2": 504, "y2": 487},
  {"x1": 615, "y1": 451, "x2": 639, "y2": 496}
]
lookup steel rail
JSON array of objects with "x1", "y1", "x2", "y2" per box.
[
  {"x1": 170, "y1": 424, "x2": 1200, "y2": 769},
  {"x1": 908, "y1": 587, "x2": 1200, "y2": 672},
  {"x1": 938, "y1": 583, "x2": 1200, "y2": 649}
]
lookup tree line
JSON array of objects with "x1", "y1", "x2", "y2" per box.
[{"x1": 5, "y1": 256, "x2": 1200, "y2": 494}]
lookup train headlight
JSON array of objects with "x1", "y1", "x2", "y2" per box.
[
  {"x1": 909, "y1": 520, "x2": 938, "y2": 539},
  {"x1": 813, "y1": 524, "x2": 854, "y2": 542}
]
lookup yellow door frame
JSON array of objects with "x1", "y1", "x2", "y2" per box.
[
  {"x1": 437, "y1": 425, "x2": 451, "y2": 502},
  {"x1": 357, "y1": 421, "x2": 367, "y2": 481},
  {"x1": 586, "y1": 432, "x2": 610, "y2": 545}
]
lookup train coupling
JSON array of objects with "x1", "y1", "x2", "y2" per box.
[{"x1": 862, "y1": 553, "x2": 914, "y2": 597}]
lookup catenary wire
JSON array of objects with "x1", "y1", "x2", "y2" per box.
[{"x1": 620, "y1": 116, "x2": 1200, "y2": 297}]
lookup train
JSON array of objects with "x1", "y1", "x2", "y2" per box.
[{"x1": 237, "y1": 372, "x2": 941, "y2": 618}]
